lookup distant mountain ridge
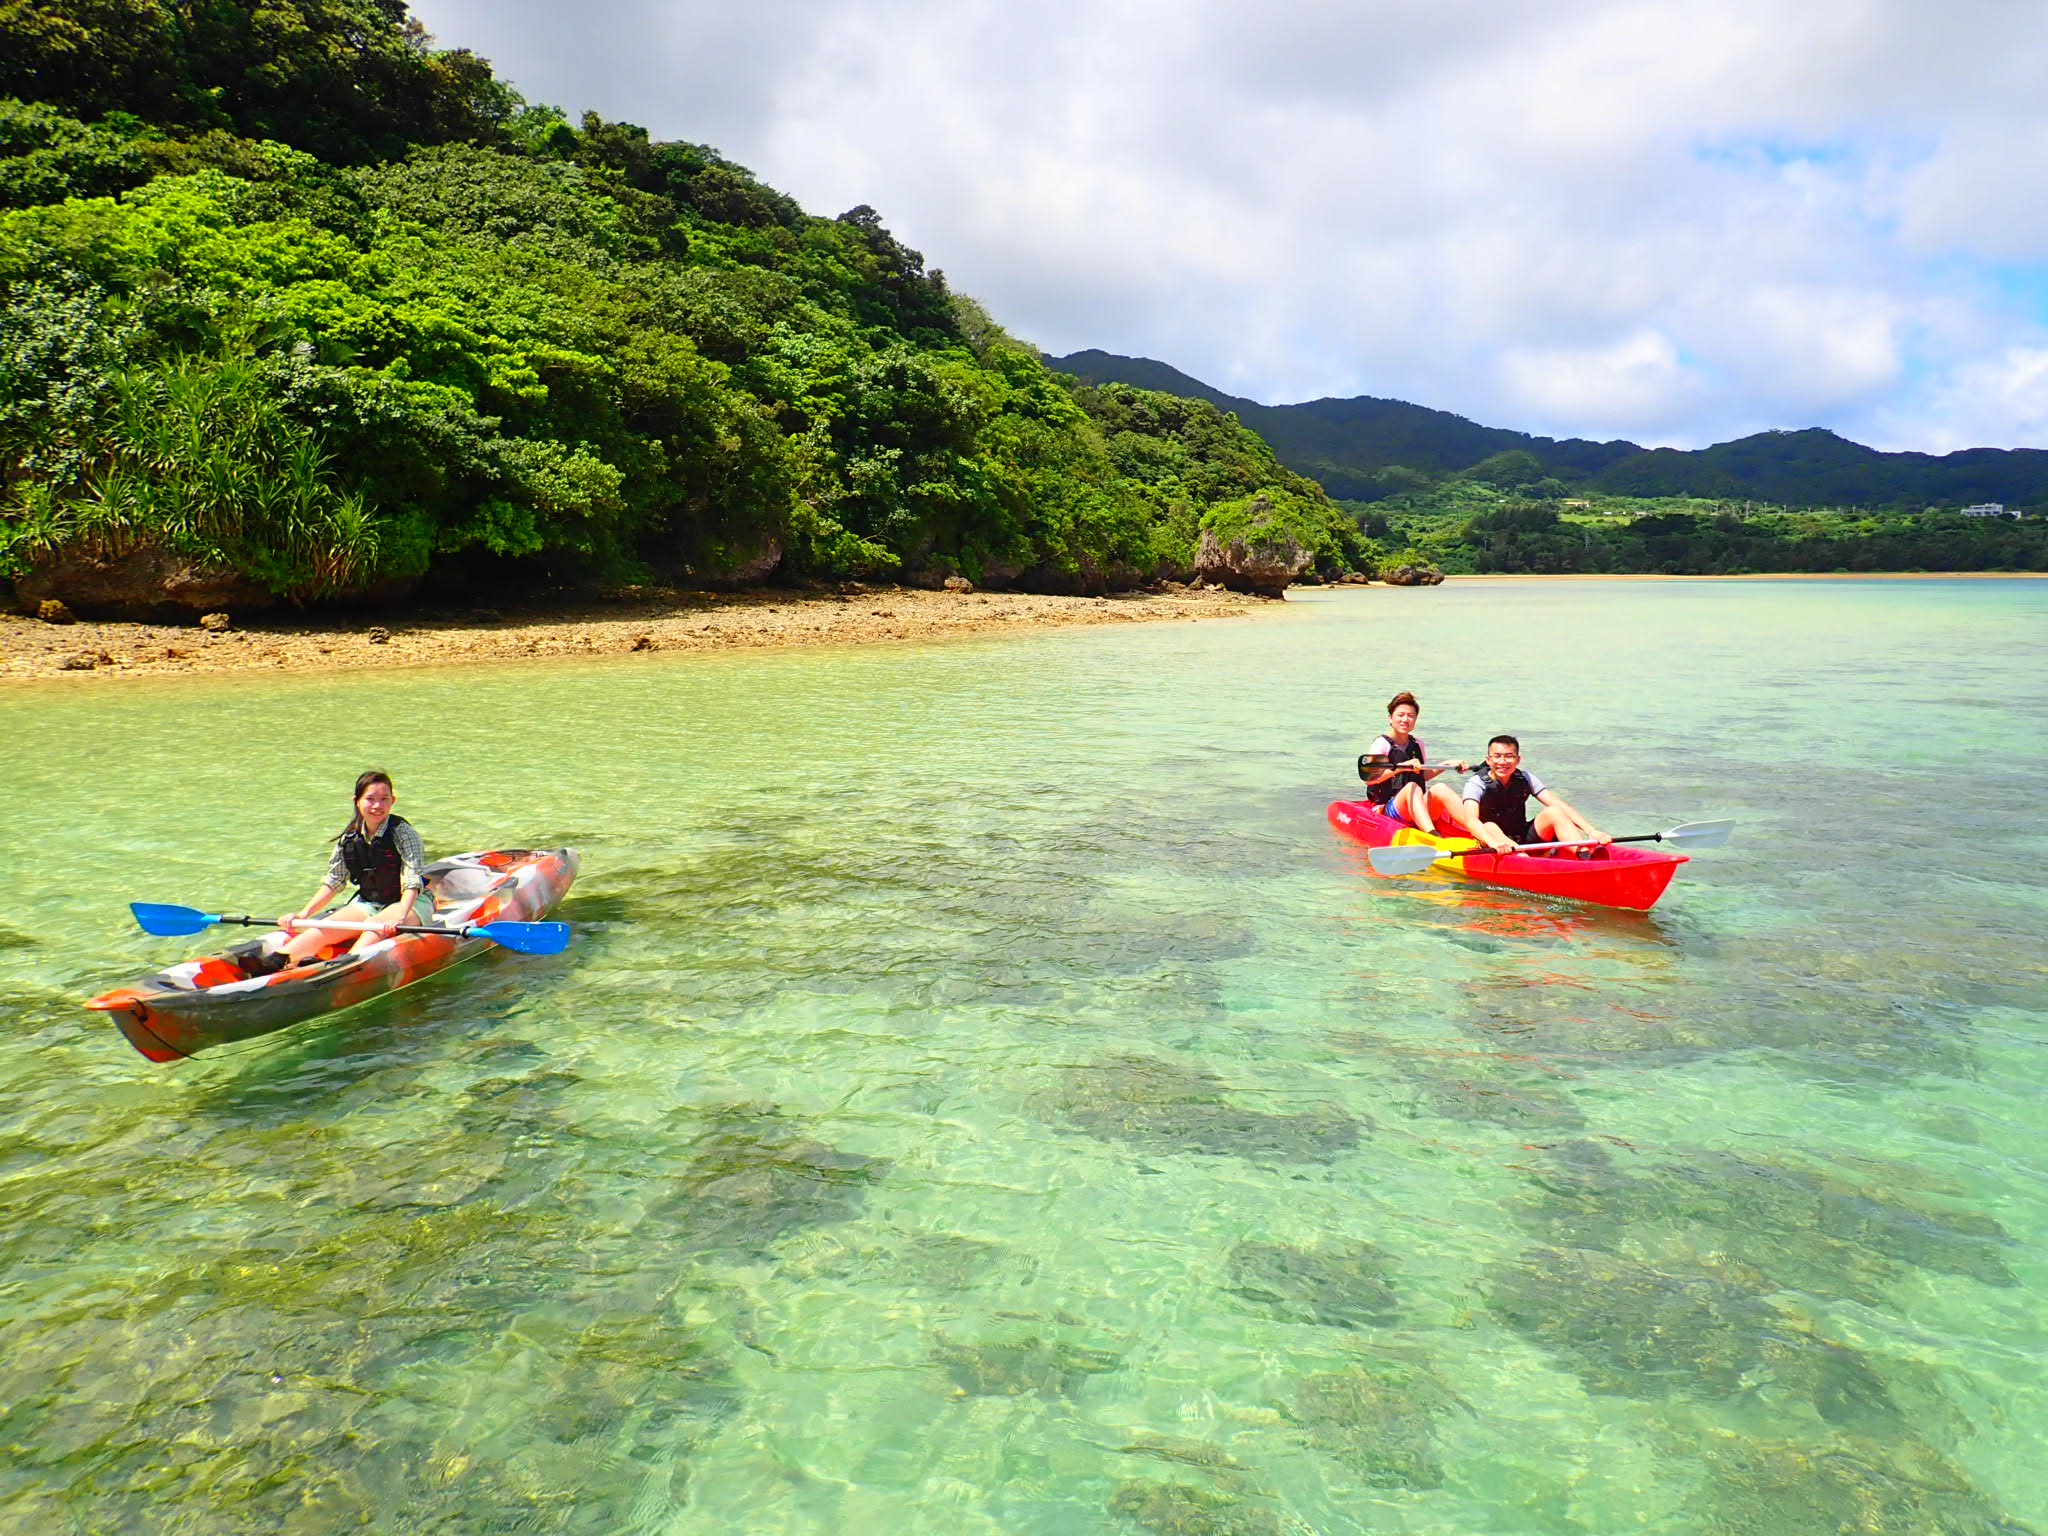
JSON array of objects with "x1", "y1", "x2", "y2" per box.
[{"x1": 1047, "y1": 349, "x2": 2048, "y2": 509}]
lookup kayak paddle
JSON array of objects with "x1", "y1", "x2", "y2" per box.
[
  {"x1": 1364, "y1": 819, "x2": 1736, "y2": 876},
  {"x1": 1358, "y1": 756, "x2": 1468, "y2": 779},
  {"x1": 129, "y1": 902, "x2": 571, "y2": 954}
]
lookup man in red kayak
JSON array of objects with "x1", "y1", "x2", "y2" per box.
[{"x1": 1445, "y1": 735, "x2": 1609, "y2": 854}]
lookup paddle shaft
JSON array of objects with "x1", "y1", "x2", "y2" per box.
[
  {"x1": 1358, "y1": 759, "x2": 1467, "y2": 783},
  {"x1": 1491, "y1": 830, "x2": 1682, "y2": 856},
  {"x1": 225, "y1": 913, "x2": 477, "y2": 940},
  {"x1": 1359, "y1": 817, "x2": 1732, "y2": 876}
]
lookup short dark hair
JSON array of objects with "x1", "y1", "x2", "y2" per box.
[
  {"x1": 1386, "y1": 690, "x2": 1420, "y2": 715},
  {"x1": 1488, "y1": 734, "x2": 1520, "y2": 752}
]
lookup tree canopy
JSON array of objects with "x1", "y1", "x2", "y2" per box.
[{"x1": 0, "y1": 1, "x2": 1365, "y2": 605}]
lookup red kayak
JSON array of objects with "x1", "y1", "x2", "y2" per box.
[
  {"x1": 1326, "y1": 800, "x2": 1685, "y2": 911},
  {"x1": 89, "y1": 848, "x2": 579, "y2": 1061}
]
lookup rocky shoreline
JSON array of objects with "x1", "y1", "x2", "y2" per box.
[{"x1": 1, "y1": 582, "x2": 1272, "y2": 681}]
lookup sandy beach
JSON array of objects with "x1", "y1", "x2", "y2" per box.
[{"x1": 0, "y1": 582, "x2": 1271, "y2": 681}]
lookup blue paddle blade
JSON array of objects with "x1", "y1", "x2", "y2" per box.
[
  {"x1": 130, "y1": 902, "x2": 222, "y2": 937},
  {"x1": 466, "y1": 919, "x2": 570, "y2": 955}
]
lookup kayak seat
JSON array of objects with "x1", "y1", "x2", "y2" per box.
[
  {"x1": 425, "y1": 864, "x2": 513, "y2": 932},
  {"x1": 430, "y1": 866, "x2": 500, "y2": 901}
]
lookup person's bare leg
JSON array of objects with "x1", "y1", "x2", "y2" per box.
[
  {"x1": 1394, "y1": 782, "x2": 1437, "y2": 834},
  {"x1": 279, "y1": 903, "x2": 369, "y2": 964},
  {"x1": 1533, "y1": 805, "x2": 1595, "y2": 845},
  {"x1": 1424, "y1": 783, "x2": 1466, "y2": 836}
]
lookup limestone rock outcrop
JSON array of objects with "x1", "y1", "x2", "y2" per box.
[
  {"x1": 1192, "y1": 528, "x2": 1312, "y2": 598},
  {"x1": 1382, "y1": 564, "x2": 1445, "y2": 587},
  {"x1": 15, "y1": 540, "x2": 274, "y2": 619}
]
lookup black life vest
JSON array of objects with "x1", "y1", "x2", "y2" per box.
[
  {"x1": 1361, "y1": 736, "x2": 1425, "y2": 806},
  {"x1": 338, "y1": 815, "x2": 411, "y2": 906},
  {"x1": 1470, "y1": 769, "x2": 1539, "y2": 842}
]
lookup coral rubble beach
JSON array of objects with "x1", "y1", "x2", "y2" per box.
[{"x1": 1, "y1": 584, "x2": 1269, "y2": 681}]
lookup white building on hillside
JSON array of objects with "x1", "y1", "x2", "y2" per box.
[{"x1": 1959, "y1": 502, "x2": 2018, "y2": 517}]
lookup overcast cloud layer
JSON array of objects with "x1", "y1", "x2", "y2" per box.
[{"x1": 409, "y1": 0, "x2": 2048, "y2": 452}]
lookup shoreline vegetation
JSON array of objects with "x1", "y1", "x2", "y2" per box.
[{"x1": 0, "y1": 581, "x2": 1266, "y2": 681}]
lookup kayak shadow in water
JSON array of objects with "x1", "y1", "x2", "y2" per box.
[
  {"x1": 1327, "y1": 840, "x2": 1685, "y2": 952},
  {"x1": 1395, "y1": 886, "x2": 1683, "y2": 952},
  {"x1": 174, "y1": 948, "x2": 564, "y2": 1121}
]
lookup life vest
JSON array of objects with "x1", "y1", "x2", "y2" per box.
[
  {"x1": 338, "y1": 815, "x2": 411, "y2": 906},
  {"x1": 1469, "y1": 769, "x2": 1539, "y2": 842},
  {"x1": 1361, "y1": 735, "x2": 1426, "y2": 806}
]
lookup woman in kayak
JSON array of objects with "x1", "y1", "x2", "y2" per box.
[
  {"x1": 273, "y1": 770, "x2": 431, "y2": 965},
  {"x1": 1359, "y1": 691, "x2": 1466, "y2": 835},
  {"x1": 1446, "y1": 735, "x2": 1608, "y2": 854}
]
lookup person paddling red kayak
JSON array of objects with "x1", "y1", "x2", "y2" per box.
[
  {"x1": 1357, "y1": 691, "x2": 1468, "y2": 835},
  {"x1": 1330, "y1": 733, "x2": 1729, "y2": 911},
  {"x1": 1443, "y1": 735, "x2": 1608, "y2": 854}
]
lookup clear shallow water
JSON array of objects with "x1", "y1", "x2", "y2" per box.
[{"x1": 2, "y1": 577, "x2": 2045, "y2": 1535}]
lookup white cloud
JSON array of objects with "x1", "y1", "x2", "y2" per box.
[
  {"x1": 1498, "y1": 330, "x2": 1701, "y2": 435},
  {"x1": 408, "y1": 0, "x2": 2048, "y2": 451},
  {"x1": 1872, "y1": 346, "x2": 2048, "y2": 455}
]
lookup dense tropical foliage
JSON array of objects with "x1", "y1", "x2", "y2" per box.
[
  {"x1": 1372, "y1": 499, "x2": 2048, "y2": 577},
  {"x1": 1, "y1": 1, "x2": 1364, "y2": 608}
]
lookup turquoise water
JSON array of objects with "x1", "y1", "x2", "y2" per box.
[{"x1": 2, "y1": 577, "x2": 2045, "y2": 1534}]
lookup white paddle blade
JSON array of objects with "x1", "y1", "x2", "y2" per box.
[
  {"x1": 1663, "y1": 819, "x2": 1735, "y2": 849},
  {"x1": 1366, "y1": 845, "x2": 1452, "y2": 876}
]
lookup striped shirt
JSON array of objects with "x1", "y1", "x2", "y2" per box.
[{"x1": 324, "y1": 816, "x2": 427, "y2": 899}]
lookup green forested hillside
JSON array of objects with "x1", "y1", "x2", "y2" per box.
[
  {"x1": 0, "y1": 1, "x2": 1364, "y2": 609},
  {"x1": 1050, "y1": 350, "x2": 2048, "y2": 515},
  {"x1": 1051, "y1": 351, "x2": 2048, "y2": 573}
]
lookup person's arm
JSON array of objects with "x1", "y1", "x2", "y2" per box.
[
  {"x1": 281, "y1": 881, "x2": 341, "y2": 931},
  {"x1": 1358, "y1": 737, "x2": 1398, "y2": 788},
  {"x1": 1473, "y1": 819, "x2": 1519, "y2": 853}
]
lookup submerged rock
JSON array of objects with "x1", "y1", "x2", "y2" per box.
[
  {"x1": 1043, "y1": 1053, "x2": 1359, "y2": 1163},
  {"x1": 1291, "y1": 1358, "x2": 1455, "y2": 1489},
  {"x1": 933, "y1": 1334, "x2": 1122, "y2": 1398},
  {"x1": 1486, "y1": 1246, "x2": 1819, "y2": 1402},
  {"x1": 1405, "y1": 1069, "x2": 1586, "y2": 1131},
  {"x1": 1107, "y1": 1479, "x2": 1287, "y2": 1535},
  {"x1": 1695, "y1": 1431, "x2": 2041, "y2": 1536},
  {"x1": 1515, "y1": 1143, "x2": 2018, "y2": 1301},
  {"x1": 649, "y1": 1107, "x2": 888, "y2": 1262},
  {"x1": 1226, "y1": 1239, "x2": 1399, "y2": 1328}
]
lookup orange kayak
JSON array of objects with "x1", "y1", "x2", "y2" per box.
[{"x1": 89, "y1": 848, "x2": 579, "y2": 1061}]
